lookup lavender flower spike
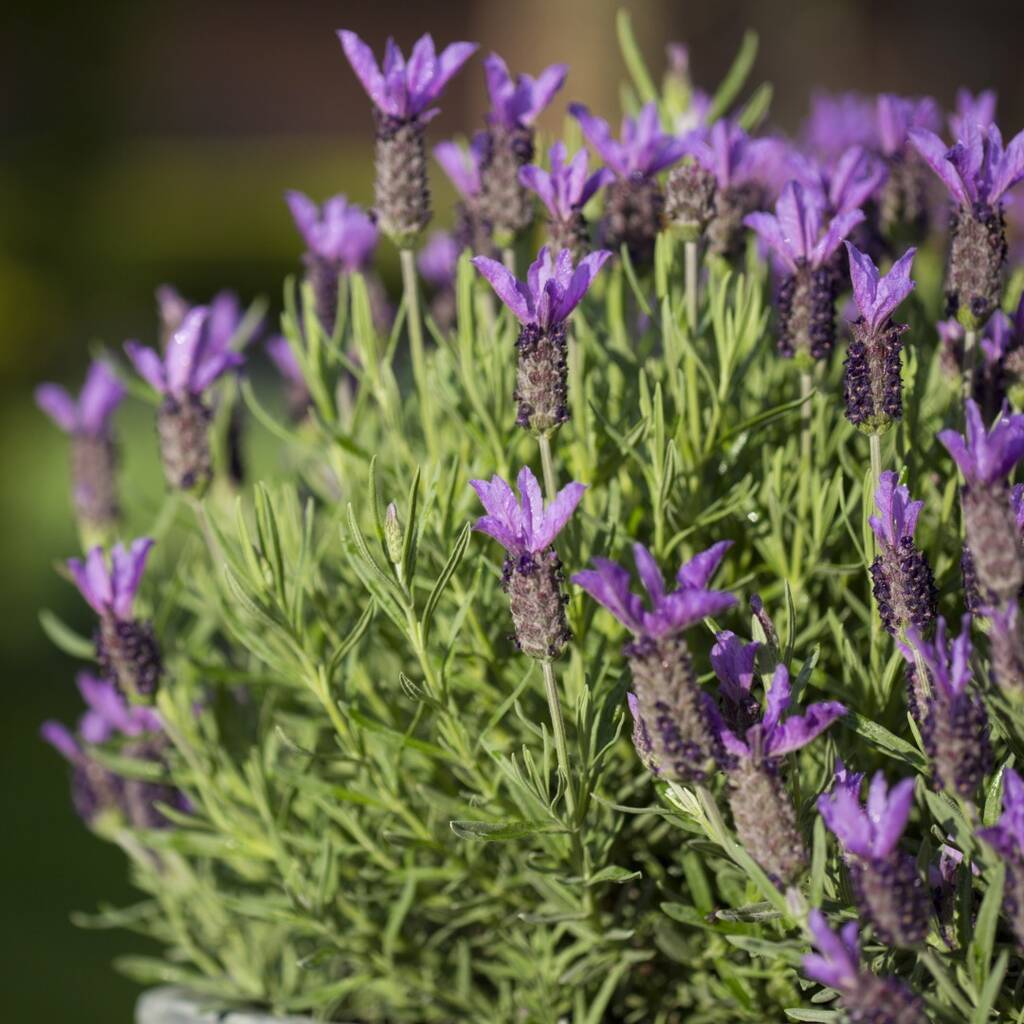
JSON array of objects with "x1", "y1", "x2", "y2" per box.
[
  {"x1": 713, "y1": 663, "x2": 845, "y2": 883},
  {"x1": 472, "y1": 246, "x2": 611, "y2": 435},
  {"x1": 36, "y1": 360, "x2": 124, "y2": 535},
  {"x1": 803, "y1": 911, "x2": 929, "y2": 1023},
  {"x1": 868, "y1": 471, "x2": 937, "y2": 638},
  {"x1": 910, "y1": 121, "x2": 1024, "y2": 324},
  {"x1": 470, "y1": 467, "x2": 585, "y2": 661},
  {"x1": 939, "y1": 400, "x2": 1024, "y2": 603},
  {"x1": 984, "y1": 600, "x2": 1024, "y2": 693},
  {"x1": 479, "y1": 54, "x2": 567, "y2": 242},
  {"x1": 843, "y1": 244, "x2": 916, "y2": 434},
  {"x1": 519, "y1": 142, "x2": 613, "y2": 258},
  {"x1": 817, "y1": 768, "x2": 928, "y2": 945},
  {"x1": 875, "y1": 93, "x2": 941, "y2": 239},
  {"x1": 898, "y1": 615, "x2": 991, "y2": 798},
  {"x1": 42, "y1": 672, "x2": 186, "y2": 829},
  {"x1": 67, "y1": 539, "x2": 162, "y2": 704},
  {"x1": 125, "y1": 307, "x2": 243, "y2": 492},
  {"x1": 338, "y1": 30, "x2": 478, "y2": 246},
  {"x1": 744, "y1": 181, "x2": 864, "y2": 361},
  {"x1": 570, "y1": 102, "x2": 687, "y2": 263},
  {"x1": 710, "y1": 630, "x2": 760, "y2": 728},
  {"x1": 978, "y1": 768, "x2": 1024, "y2": 948},
  {"x1": 285, "y1": 191, "x2": 379, "y2": 334},
  {"x1": 573, "y1": 542, "x2": 736, "y2": 783},
  {"x1": 434, "y1": 134, "x2": 492, "y2": 256}
]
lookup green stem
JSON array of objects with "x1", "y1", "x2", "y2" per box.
[
  {"x1": 792, "y1": 370, "x2": 814, "y2": 578},
  {"x1": 962, "y1": 327, "x2": 978, "y2": 402},
  {"x1": 684, "y1": 239, "x2": 699, "y2": 332},
  {"x1": 399, "y1": 248, "x2": 434, "y2": 455},
  {"x1": 538, "y1": 432, "x2": 558, "y2": 501},
  {"x1": 869, "y1": 432, "x2": 883, "y2": 507},
  {"x1": 502, "y1": 247, "x2": 516, "y2": 275},
  {"x1": 542, "y1": 659, "x2": 576, "y2": 821}
]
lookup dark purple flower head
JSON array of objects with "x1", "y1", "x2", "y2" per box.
[
  {"x1": 710, "y1": 630, "x2": 759, "y2": 706},
  {"x1": 979, "y1": 768, "x2": 1024, "y2": 860},
  {"x1": 898, "y1": 614, "x2": 973, "y2": 700},
  {"x1": 470, "y1": 467, "x2": 585, "y2": 557},
  {"x1": 67, "y1": 538, "x2": 154, "y2": 620},
  {"x1": 713, "y1": 663, "x2": 846, "y2": 761},
  {"x1": 286, "y1": 191, "x2": 379, "y2": 270},
  {"x1": 417, "y1": 231, "x2": 461, "y2": 289},
  {"x1": 337, "y1": 31, "x2": 477, "y2": 122},
  {"x1": 877, "y1": 94, "x2": 941, "y2": 157},
  {"x1": 802, "y1": 91, "x2": 878, "y2": 163},
  {"x1": 471, "y1": 246, "x2": 611, "y2": 331},
  {"x1": 938, "y1": 399, "x2": 1024, "y2": 486},
  {"x1": 869, "y1": 471, "x2": 923, "y2": 550},
  {"x1": 519, "y1": 142, "x2": 614, "y2": 222},
  {"x1": 483, "y1": 53, "x2": 566, "y2": 130},
  {"x1": 910, "y1": 121, "x2": 1024, "y2": 209},
  {"x1": 75, "y1": 672, "x2": 163, "y2": 744},
  {"x1": 36, "y1": 361, "x2": 124, "y2": 439},
  {"x1": 572, "y1": 541, "x2": 736, "y2": 640},
  {"x1": 846, "y1": 243, "x2": 916, "y2": 333},
  {"x1": 265, "y1": 336, "x2": 304, "y2": 388},
  {"x1": 949, "y1": 89, "x2": 998, "y2": 140},
  {"x1": 803, "y1": 910, "x2": 861, "y2": 992},
  {"x1": 681, "y1": 119, "x2": 789, "y2": 192},
  {"x1": 434, "y1": 135, "x2": 488, "y2": 201},
  {"x1": 744, "y1": 181, "x2": 864, "y2": 274},
  {"x1": 125, "y1": 308, "x2": 243, "y2": 400},
  {"x1": 818, "y1": 768, "x2": 916, "y2": 860},
  {"x1": 569, "y1": 102, "x2": 688, "y2": 180}
]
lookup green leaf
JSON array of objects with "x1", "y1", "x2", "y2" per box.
[
  {"x1": 586, "y1": 865, "x2": 642, "y2": 886},
  {"x1": 841, "y1": 712, "x2": 927, "y2": 770},
  {"x1": 969, "y1": 862, "x2": 1004, "y2": 991},
  {"x1": 421, "y1": 522, "x2": 471, "y2": 646},
  {"x1": 615, "y1": 9, "x2": 658, "y2": 105},
  {"x1": 39, "y1": 609, "x2": 96, "y2": 660},
  {"x1": 784, "y1": 1012, "x2": 840, "y2": 1023},
  {"x1": 449, "y1": 819, "x2": 561, "y2": 841},
  {"x1": 708, "y1": 30, "x2": 759, "y2": 123},
  {"x1": 970, "y1": 948, "x2": 1008, "y2": 1024}
]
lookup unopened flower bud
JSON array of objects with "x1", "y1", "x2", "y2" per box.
[
  {"x1": 665, "y1": 162, "x2": 716, "y2": 241},
  {"x1": 602, "y1": 178, "x2": 665, "y2": 266},
  {"x1": 479, "y1": 126, "x2": 535, "y2": 243},
  {"x1": 374, "y1": 113, "x2": 431, "y2": 247},
  {"x1": 776, "y1": 263, "x2": 838, "y2": 362},
  {"x1": 384, "y1": 502, "x2": 403, "y2": 565},
  {"x1": 502, "y1": 550, "x2": 571, "y2": 660},
  {"x1": 515, "y1": 322, "x2": 569, "y2": 436},
  {"x1": 946, "y1": 203, "x2": 1007, "y2": 326},
  {"x1": 97, "y1": 615, "x2": 163, "y2": 705},
  {"x1": 962, "y1": 483, "x2": 1024, "y2": 604},
  {"x1": 157, "y1": 394, "x2": 214, "y2": 493}
]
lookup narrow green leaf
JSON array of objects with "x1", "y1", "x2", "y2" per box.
[
  {"x1": 39, "y1": 609, "x2": 96, "y2": 660},
  {"x1": 615, "y1": 9, "x2": 658, "y2": 105},
  {"x1": 421, "y1": 522, "x2": 471, "y2": 645},
  {"x1": 449, "y1": 819, "x2": 560, "y2": 841},
  {"x1": 708, "y1": 31, "x2": 759, "y2": 122}
]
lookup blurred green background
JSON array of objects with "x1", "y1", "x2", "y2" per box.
[{"x1": 2, "y1": 0, "x2": 1022, "y2": 1019}]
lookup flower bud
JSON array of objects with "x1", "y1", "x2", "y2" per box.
[
  {"x1": 479, "y1": 126, "x2": 535, "y2": 243},
  {"x1": 515, "y1": 321, "x2": 569, "y2": 436},
  {"x1": 849, "y1": 852, "x2": 929, "y2": 946},
  {"x1": 776, "y1": 264, "x2": 838, "y2": 361},
  {"x1": 157, "y1": 395, "x2": 213, "y2": 493},
  {"x1": 665, "y1": 163, "x2": 716, "y2": 242},
  {"x1": 502, "y1": 550, "x2": 571, "y2": 660},
  {"x1": 374, "y1": 113, "x2": 431, "y2": 247},
  {"x1": 962, "y1": 484, "x2": 1024, "y2": 604},
  {"x1": 946, "y1": 203, "x2": 1008, "y2": 326},
  {"x1": 602, "y1": 177, "x2": 664, "y2": 265},
  {"x1": 384, "y1": 502, "x2": 404, "y2": 565},
  {"x1": 97, "y1": 616, "x2": 163, "y2": 705}
]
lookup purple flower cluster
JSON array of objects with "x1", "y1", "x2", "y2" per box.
[{"x1": 979, "y1": 769, "x2": 1024, "y2": 948}]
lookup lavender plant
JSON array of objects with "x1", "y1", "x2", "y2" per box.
[{"x1": 36, "y1": 11, "x2": 1024, "y2": 1023}]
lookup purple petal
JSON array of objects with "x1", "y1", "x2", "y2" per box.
[
  {"x1": 766, "y1": 700, "x2": 846, "y2": 757},
  {"x1": 285, "y1": 189, "x2": 319, "y2": 249},
  {"x1": 743, "y1": 212, "x2": 794, "y2": 272},
  {"x1": 710, "y1": 630, "x2": 759, "y2": 701},
  {"x1": 77, "y1": 361, "x2": 125, "y2": 436},
  {"x1": 165, "y1": 307, "x2": 210, "y2": 397},
  {"x1": 909, "y1": 128, "x2": 968, "y2": 205},
  {"x1": 632, "y1": 543, "x2": 665, "y2": 604},
  {"x1": 434, "y1": 140, "x2": 481, "y2": 200},
  {"x1": 658, "y1": 589, "x2": 737, "y2": 635},
  {"x1": 471, "y1": 256, "x2": 533, "y2": 323},
  {"x1": 811, "y1": 208, "x2": 865, "y2": 268},
  {"x1": 191, "y1": 349, "x2": 244, "y2": 394},
  {"x1": 868, "y1": 773, "x2": 915, "y2": 858},
  {"x1": 572, "y1": 560, "x2": 643, "y2": 633},
  {"x1": 868, "y1": 246, "x2": 916, "y2": 330},
  {"x1": 532, "y1": 480, "x2": 585, "y2": 551},
  {"x1": 337, "y1": 30, "x2": 390, "y2": 114},
  {"x1": 762, "y1": 663, "x2": 792, "y2": 734},
  {"x1": 419, "y1": 41, "x2": 477, "y2": 111},
  {"x1": 552, "y1": 249, "x2": 611, "y2": 323},
  {"x1": 776, "y1": 181, "x2": 818, "y2": 263},
  {"x1": 405, "y1": 34, "x2": 438, "y2": 102},
  {"x1": 579, "y1": 167, "x2": 614, "y2": 207},
  {"x1": 110, "y1": 537, "x2": 154, "y2": 619},
  {"x1": 469, "y1": 475, "x2": 521, "y2": 533},
  {"x1": 473, "y1": 515, "x2": 521, "y2": 554},
  {"x1": 521, "y1": 63, "x2": 568, "y2": 125},
  {"x1": 569, "y1": 104, "x2": 625, "y2": 177},
  {"x1": 124, "y1": 341, "x2": 166, "y2": 394},
  {"x1": 676, "y1": 540, "x2": 732, "y2": 589},
  {"x1": 845, "y1": 241, "x2": 880, "y2": 323},
  {"x1": 519, "y1": 163, "x2": 556, "y2": 217},
  {"x1": 516, "y1": 466, "x2": 545, "y2": 547},
  {"x1": 35, "y1": 384, "x2": 78, "y2": 433},
  {"x1": 818, "y1": 785, "x2": 871, "y2": 858},
  {"x1": 989, "y1": 128, "x2": 1024, "y2": 204},
  {"x1": 41, "y1": 721, "x2": 80, "y2": 762}
]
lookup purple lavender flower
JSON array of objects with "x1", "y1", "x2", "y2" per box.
[
  {"x1": 711, "y1": 663, "x2": 845, "y2": 883},
  {"x1": 472, "y1": 246, "x2": 611, "y2": 435},
  {"x1": 949, "y1": 89, "x2": 997, "y2": 139},
  {"x1": 470, "y1": 467, "x2": 584, "y2": 660},
  {"x1": 155, "y1": 284, "x2": 190, "y2": 345},
  {"x1": 434, "y1": 134, "x2": 493, "y2": 257},
  {"x1": 286, "y1": 191, "x2": 379, "y2": 334},
  {"x1": 265, "y1": 336, "x2": 310, "y2": 422},
  {"x1": 792, "y1": 145, "x2": 888, "y2": 220},
  {"x1": 710, "y1": 630, "x2": 760, "y2": 728},
  {"x1": 519, "y1": 142, "x2": 613, "y2": 257},
  {"x1": 125, "y1": 307, "x2": 243, "y2": 492},
  {"x1": 802, "y1": 91, "x2": 878, "y2": 165},
  {"x1": 939, "y1": 400, "x2": 1024, "y2": 604},
  {"x1": 36, "y1": 360, "x2": 124, "y2": 534},
  {"x1": 973, "y1": 295, "x2": 1024, "y2": 419},
  {"x1": 42, "y1": 672, "x2": 186, "y2": 830},
  {"x1": 984, "y1": 599, "x2": 1024, "y2": 693},
  {"x1": 978, "y1": 767, "x2": 1024, "y2": 948},
  {"x1": 818, "y1": 768, "x2": 928, "y2": 945},
  {"x1": 868, "y1": 471, "x2": 936, "y2": 638},
  {"x1": 573, "y1": 542, "x2": 735, "y2": 783},
  {"x1": 937, "y1": 317, "x2": 966, "y2": 379},
  {"x1": 338, "y1": 30, "x2": 478, "y2": 246},
  {"x1": 898, "y1": 615, "x2": 991, "y2": 798},
  {"x1": 875, "y1": 94, "x2": 941, "y2": 240},
  {"x1": 744, "y1": 181, "x2": 864, "y2": 361},
  {"x1": 910, "y1": 121, "x2": 1024, "y2": 324},
  {"x1": 842, "y1": 243, "x2": 916, "y2": 433},
  {"x1": 478, "y1": 54, "x2": 567, "y2": 241},
  {"x1": 674, "y1": 119, "x2": 790, "y2": 257},
  {"x1": 570, "y1": 102, "x2": 687, "y2": 263},
  {"x1": 626, "y1": 691, "x2": 657, "y2": 774},
  {"x1": 67, "y1": 539, "x2": 162, "y2": 705},
  {"x1": 803, "y1": 911, "x2": 929, "y2": 1023}
]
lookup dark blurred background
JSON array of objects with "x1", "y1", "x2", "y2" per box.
[{"x1": 2, "y1": 1, "x2": 1022, "y2": 1019}]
